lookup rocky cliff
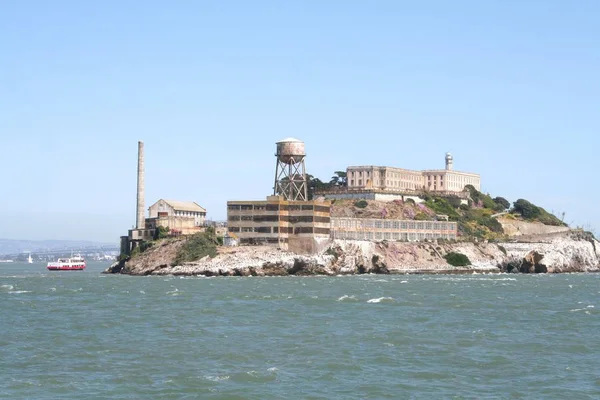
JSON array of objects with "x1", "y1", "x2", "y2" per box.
[{"x1": 105, "y1": 232, "x2": 600, "y2": 277}]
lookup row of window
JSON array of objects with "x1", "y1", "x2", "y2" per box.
[
  {"x1": 174, "y1": 211, "x2": 205, "y2": 217},
  {"x1": 227, "y1": 204, "x2": 328, "y2": 212},
  {"x1": 333, "y1": 231, "x2": 456, "y2": 241},
  {"x1": 229, "y1": 227, "x2": 330, "y2": 235},
  {"x1": 228, "y1": 215, "x2": 331, "y2": 224},
  {"x1": 333, "y1": 219, "x2": 456, "y2": 231}
]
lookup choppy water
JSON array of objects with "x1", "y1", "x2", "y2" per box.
[{"x1": 1, "y1": 262, "x2": 599, "y2": 399}]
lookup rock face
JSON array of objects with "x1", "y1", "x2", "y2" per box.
[
  {"x1": 104, "y1": 231, "x2": 600, "y2": 276},
  {"x1": 499, "y1": 233, "x2": 600, "y2": 273}
]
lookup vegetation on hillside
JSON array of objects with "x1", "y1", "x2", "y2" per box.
[
  {"x1": 512, "y1": 199, "x2": 565, "y2": 226},
  {"x1": 172, "y1": 228, "x2": 220, "y2": 266},
  {"x1": 444, "y1": 252, "x2": 471, "y2": 266},
  {"x1": 329, "y1": 180, "x2": 566, "y2": 241}
]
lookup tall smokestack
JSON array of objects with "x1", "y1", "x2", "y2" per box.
[{"x1": 136, "y1": 141, "x2": 145, "y2": 229}]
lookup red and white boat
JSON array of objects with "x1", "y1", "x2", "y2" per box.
[{"x1": 47, "y1": 255, "x2": 86, "y2": 271}]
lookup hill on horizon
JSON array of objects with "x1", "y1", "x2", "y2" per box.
[{"x1": 0, "y1": 238, "x2": 118, "y2": 256}]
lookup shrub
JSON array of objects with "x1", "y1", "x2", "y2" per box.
[
  {"x1": 154, "y1": 226, "x2": 170, "y2": 240},
  {"x1": 513, "y1": 199, "x2": 540, "y2": 219},
  {"x1": 130, "y1": 246, "x2": 141, "y2": 259},
  {"x1": 444, "y1": 252, "x2": 471, "y2": 266},
  {"x1": 173, "y1": 231, "x2": 219, "y2": 266},
  {"x1": 414, "y1": 212, "x2": 430, "y2": 220},
  {"x1": 480, "y1": 216, "x2": 504, "y2": 233},
  {"x1": 354, "y1": 200, "x2": 368, "y2": 208},
  {"x1": 493, "y1": 197, "x2": 510, "y2": 211},
  {"x1": 424, "y1": 197, "x2": 460, "y2": 220},
  {"x1": 446, "y1": 196, "x2": 463, "y2": 208}
]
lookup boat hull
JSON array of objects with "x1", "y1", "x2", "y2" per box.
[{"x1": 47, "y1": 266, "x2": 85, "y2": 271}]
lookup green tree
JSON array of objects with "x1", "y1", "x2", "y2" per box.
[
  {"x1": 306, "y1": 174, "x2": 331, "y2": 199},
  {"x1": 493, "y1": 197, "x2": 510, "y2": 211},
  {"x1": 330, "y1": 171, "x2": 347, "y2": 186},
  {"x1": 513, "y1": 199, "x2": 541, "y2": 219}
]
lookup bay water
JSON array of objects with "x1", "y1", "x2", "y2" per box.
[{"x1": 1, "y1": 262, "x2": 599, "y2": 399}]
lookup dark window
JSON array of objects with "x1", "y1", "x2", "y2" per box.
[
  {"x1": 281, "y1": 215, "x2": 314, "y2": 223},
  {"x1": 294, "y1": 227, "x2": 314, "y2": 234},
  {"x1": 240, "y1": 205, "x2": 253, "y2": 210},
  {"x1": 314, "y1": 216, "x2": 331, "y2": 224},
  {"x1": 266, "y1": 204, "x2": 280, "y2": 211},
  {"x1": 253, "y1": 215, "x2": 279, "y2": 222},
  {"x1": 227, "y1": 205, "x2": 241, "y2": 210},
  {"x1": 241, "y1": 216, "x2": 253, "y2": 221},
  {"x1": 228, "y1": 216, "x2": 240, "y2": 221},
  {"x1": 228, "y1": 227, "x2": 240, "y2": 232},
  {"x1": 314, "y1": 205, "x2": 331, "y2": 213},
  {"x1": 301, "y1": 205, "x2": 314, "y2": 211},
  {"x1": 314, "y1": 227, "x2": 331, "y2": 235},
  {"x1": 255, "y1": 227, "x2": 272, "y2": 233}
]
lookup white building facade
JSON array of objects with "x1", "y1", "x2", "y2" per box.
[
  {"x1": 347, "y1": 153, "x2": 480, "y2": 193},
  {"x1": 148, "y1": 199, "x2": 207, "y2": 226}
]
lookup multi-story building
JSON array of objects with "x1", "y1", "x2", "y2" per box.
[
  {"x1": 227, "y1": 195, "x2": 331, "y2": 253},
  {"x1": 346, "y1": 153, "x2": 480, "y2": 193},
  {"x1": 331, "y1": 217, "x2": 458, "y2": 241},
  {"x1": 347, "y1": 166, "x2": 425, "y2": 191}
]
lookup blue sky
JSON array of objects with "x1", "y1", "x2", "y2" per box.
[{"x1": 1, "y1": 0, "x2": 598, "y2": 242}]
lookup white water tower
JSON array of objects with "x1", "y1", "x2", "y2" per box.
[{"x1": 274, "y1": 138, "x2": 308, "y2": 201}]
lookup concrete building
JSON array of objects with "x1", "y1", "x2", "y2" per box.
[
  {"x1": 227, "y1": 195, "x2": 332, "y2": 253},
  {"x1": 347, "y1": 166, "x2": 425, "y2": 191},
  {"x1": 331, "y1": 217, "x2": 458, "y2": 242},
  {"x1": 346, "y1": 152, "x2": 481, "y2": 193},
  {"x1": 143, "y1": 200, "x2": 207, "y2": 236},
  {"x1": 148, "y1": 199, "x2": 207, "y2": 226}
]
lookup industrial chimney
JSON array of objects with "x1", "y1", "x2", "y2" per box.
[{"x1": 136, "y1": 141, "x2": 145, "y2": 229}]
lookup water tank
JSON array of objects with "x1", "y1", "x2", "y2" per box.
[{"x1": 276, "y1": 138, "x2": 305, "y2": 164}]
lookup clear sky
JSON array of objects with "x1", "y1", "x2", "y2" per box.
[{"x1": 1, "y1": 1, "x2": 598, "y2": 243}]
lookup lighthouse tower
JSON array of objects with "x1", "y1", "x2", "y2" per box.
[{"x1": 445, "y1": 152, "x2": 453, "y2": 171}]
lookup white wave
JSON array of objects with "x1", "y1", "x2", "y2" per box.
[
  {"x1": 204, "y1": 375, "x2": 230, "y2": 382},
  {"x1": 337, "y1": 295, "x2": 357, "y2": 301},
  {"x1": 367, "y1": 297, "x2": 394, "y2": 303},
  {"x1": 400, "y1": 280, "x2": 408, "y2": 284},
  {"x1": 166, "y1": 288, "x2": 179, "y2": 295},
  {"x1": 570, "y1": 308, "x2": 586, "y2": 312},
  {"x1": 10, "y1": 290, "x2": 31, "y2": 294},
  {"x1": 50, "y1": 287, "x2": 56, "y2": 291},
  {"x1": 587, "y1": 305, "x2": 595, "y2": 308},
  {"x1": 139, "y1": 290, "x2": 145, "y2": 294},
  {"x1": 1, "y1": 284, "x2": 14, "y2": 291},
  {"x1": 267, "y1": 367, "x2": 278, "y2": 372}
]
